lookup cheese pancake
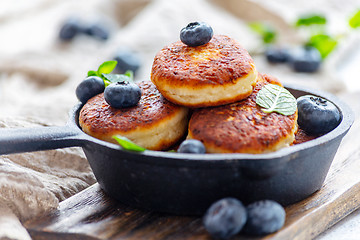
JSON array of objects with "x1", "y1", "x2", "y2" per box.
[
  {"x1": 79, "y1": 81, "x2": 189, "y2": 151},
  {"x1": 151, "y1": 35, "x2": 257, "y2": 107},
  {"x1": 188, "y1": 74, "x2": 298, "y2": 154}
]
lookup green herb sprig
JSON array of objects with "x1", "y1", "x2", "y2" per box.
[
  {"x1": 248, "y1": 22, "x2": 277, "y2": 44},
  {"x1": 294, "y1": 10, "x2": 360, "y2": 59},
  {"x1": 349, "y1": 9, "x2": 360, "y2": 29},
  {"x1": 295, "y1": 14, "x2": 327, "y2": 27},
  {"x1": 249, "y1": 10, "x2": 360, "y2": 60},
  {"x1": 294, "y1": 14, "x2": 338, "y2": 59},
  {"x1": 256, "y1": 84, "x2": 297, "y2": 116},
  {"x1": 112, "y1": 135, "x2": 146, "y2": 152},
  {"x1": 87, "y1": 60, "x2": 134, "y2": 87},
  {"x1": 306, "y1": 34, "x2": 338, "y2": 59}
]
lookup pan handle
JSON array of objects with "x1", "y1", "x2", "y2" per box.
[{"x1": 0, "y1": 124, "x2": 85, "y2": 155}]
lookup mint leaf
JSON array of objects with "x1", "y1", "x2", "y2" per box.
[
  {"x1": 86, "y1": 61, "x2": 124, "y2": 86},
  {"x1": 102, "y1": 73, "x2": 130, "y2": 83},
  {"x1": 349, "y1": 9, "x2": 360, "y2": 28},
  {"x1": 87, "y1": 70, "x2": 98, "y2": 77},
  {"x1": 112, "y1": 135, "x2": 146, "y2": 152},
  {"x1": 256, "y1": 84, "x2": 297, "y2": 116},
  {"x1": 124, "y1": 70, "x2": 134, "y2": 80},
  {"x1": 296, "y1": 14, "x2": 327, "y2": 27},
  {"x1": 102, "y1": 71, "x2": 134, "y2": 87},
  {"x1": 102, "y1": 73, "x2": 133, "y2": 87},
  {"x1": 97, "y1": 60, "x2": 118, "y2": 76},
  {"x1": 306, "y1": 34, "x2": 337, "y2": 59},
  {"x1": 248, "y1": 22, "x2": 277, "y2": 44}
]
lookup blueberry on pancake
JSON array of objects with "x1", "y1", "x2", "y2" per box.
[
  {"x1": 79, "y1": 80, "x2": 189, "y2": 151},
  {"x1": 151, "y1": 35, "x2": 258, "y2": 108}
]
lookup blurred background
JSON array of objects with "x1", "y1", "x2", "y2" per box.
[{"x1": 1, "y1": 0, "x2": 360, "y2": 126}]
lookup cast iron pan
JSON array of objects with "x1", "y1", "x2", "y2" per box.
[{"x1": 0, "y1": 84, "x2": 354, "y2": 215}]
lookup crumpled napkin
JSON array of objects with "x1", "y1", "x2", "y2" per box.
[{"x1": 0, "y1": 117, "x2": 96, "y2": 239}]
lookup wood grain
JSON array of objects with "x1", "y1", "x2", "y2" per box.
[{"x1": 24, "y1": 92, "x2": 360, "y2": 240}]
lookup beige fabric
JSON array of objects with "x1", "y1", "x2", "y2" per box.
[
  {"x1": 0, "y1": 118, "x2": 96, "y2": 239},
  {"x1": 0, "y1": 205, "x2": 31, "y2": 240}
]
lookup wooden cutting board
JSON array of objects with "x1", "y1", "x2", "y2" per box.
[{"x1": 24, "y1": 92, "x2": 360, "y2": 240}]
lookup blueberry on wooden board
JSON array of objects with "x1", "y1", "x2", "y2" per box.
[
  {"x1": 297, "y1": 95, "x2": 341, "y2": 135},
  {"x1": 180, "y1": 22, "x2": 213, "y2": 47},
  {"x1": 242, "y1": 200, "x2": 285, "y2": 236},
  {"x1": 104, "y1": 81, "x2": 141, "y2": 108},
  {"x1": 288, "y1": 47, "x2": 321, "y2": 73},
  {"x1": 203, "y1": 198, "x2": 247, "y2": 239},
  {"x1": 76, "y1": 76, "x2": 105, "y2": 103},
  {"x1": 177, "y1": 139, "x2": 206, "y2": 154}
]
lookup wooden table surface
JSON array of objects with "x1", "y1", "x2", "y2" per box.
[{"x1": 24, "y1": 92, "x2": 360, "y2": 240}]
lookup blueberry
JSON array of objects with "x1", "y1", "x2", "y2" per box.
[
  {"x1": 243, "y1": 200, "x2": 285, "y2": 236},
  {"x1": 297, "y1": 95, "x2": 341, "y2": 135},
  {"x1": 59, "y1": 18, "x2": 81, "y2": 41},
  {"x1": 203, "y1": 198, "x2": 247, "y2": 239},
  {"x1": 114, "y1": 48, "x2": 141, "y2": 75},
  {"x1": 76, "y1": 76, "x2": 105, "y2": 103},
  {"x1": 104, "y1": 81, "x2": 141, "y2": 108},
  {"x1": 180, "y1": 22, "x2": 213, "y2": 47},
  {"x1": 177, "y1": 139, "x2": 206, "y2": 154},
  {"x1": 288, "y1": 47, "x2": 322, "y2": 72},
  {"x1": 265, "y1": 46, "x2": 290, "y2": 63},
  {"x1": 83, "y1": 23, "x2": 109, "y2": 41}
]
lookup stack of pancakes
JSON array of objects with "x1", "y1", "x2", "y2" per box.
[{"x1": 79, "y1": 34, "x2": 298, "y2": 153}]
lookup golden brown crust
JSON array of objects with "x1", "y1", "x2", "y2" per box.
[
  {"x1": 260, "y1": 73, "x2": 283, "y2": 87},
  {"x1": 188, "y1": 74, "x2": 298, "y2": 154},
  {"x1": 79, "y1": 81, "x2": 189, "y2": 150},
  {"x1": 151, "y1": 35, "x2": 255, "y2": 87},
  {"x1": 150, "y1": 35, "x2": 257, "y2": 107}
]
